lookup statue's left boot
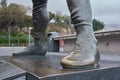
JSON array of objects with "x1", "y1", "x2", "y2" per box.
[
  {"x1": 13, "y1": 0, "x2": 48, "y2": 56},
  {"x1": 61, "y1": 0, "x2": 100, "y2": 69},
  {"x1": 13, "y1": 33, "x2": 47, "y2": 56}
]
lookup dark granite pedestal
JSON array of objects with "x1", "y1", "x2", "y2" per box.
[{"x1": 1, "y1": 53, "x2": 120, "y2": 80}]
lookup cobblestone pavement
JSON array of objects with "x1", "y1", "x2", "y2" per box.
[{"x1": 0, "y1": 47, "x2": 120, "y2": 62}]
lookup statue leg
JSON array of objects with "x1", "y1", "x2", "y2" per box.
[
  {"x1": 13, "y1": 0, "x2": 49, "y2": 56},
  {"x1": 61, "y1": 0, "x2": 100, "y2": 69}
]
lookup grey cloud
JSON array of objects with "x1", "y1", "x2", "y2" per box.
[
  {"x1": 91, "y1": 0, "x2": 120, "y2": 15},
  {"x1": 8, "y1": 0, "x2": 32, "y2": 6}
]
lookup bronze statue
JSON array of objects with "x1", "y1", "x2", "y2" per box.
[{"x1": 13, "y1": 0, "x2": 99, "y2": 69}]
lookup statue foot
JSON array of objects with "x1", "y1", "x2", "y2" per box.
[
  {"x1": 61, "y1": 49, "x2": 100, "y2": 69},
  {"x1": 61, "y1": 28, "x2": 100, "y2": 69},
  {"x1": 13, "y1": 43, "x2": 47, "y2": 56}
]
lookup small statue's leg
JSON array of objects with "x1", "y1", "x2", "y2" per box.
[
  {"x1": 61, "y1": 0, "x2": 100, "y2": 69},
  {"x1": 13, "y1": 0, "x2": 49, "y2": 56}
]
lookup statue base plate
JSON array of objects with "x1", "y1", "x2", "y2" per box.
[{"x1": 1, "y1": 53, "x2": 120, "y2": 80}]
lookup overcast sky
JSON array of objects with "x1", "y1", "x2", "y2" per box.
[{"x1": 6, "y1": 0, "x2": 120, "y2": 26}]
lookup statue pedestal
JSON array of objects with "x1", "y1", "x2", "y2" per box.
[
  {"x1": 0, "y1": 59, "x2": 26, "y2": 80},
  {"x1": 0, "y1": 53, "x2": 120, "y2": 80}
]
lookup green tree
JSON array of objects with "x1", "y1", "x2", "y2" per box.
[
  {"x1": 8, "y1": 3, "x2": 26, "y2": 29},
  {"x1": 53, "y1": 13, "x2": 70, "y2": 28},
  {"x1": 0, "y1": 0, "x2": 8, "y2": 30},
  {"x1": 49, "y1": 12, "x2": 55, "y2": 21},
  {"x1": 24, "y1": 15, "x2": 32, "y2": 27},
  {"x1": 0, "y1": 6, "x2": 12, "y2": 31},
  {"x1": 0, "y1": 0, "x2": 7, "y2": 8},
  {"x1": 0, "y1": 2, "x2": 28, "y2": 31},
  {"x1": 62, "y1": 14, "x2": 71, "y2": 25},
  {"x1": 93, "y1": 19, "x2": 105, "y2": 31},
  {"x1": 47, "y1": 12, "x2": 71, "y2": 35}
]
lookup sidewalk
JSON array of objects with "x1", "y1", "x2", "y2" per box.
[
  {"x1": 0, "y1": 47, "x2": 25, "y2": 56},
  {"x1": 0, "y1": 47, "x2": 120, "y2": 62}
]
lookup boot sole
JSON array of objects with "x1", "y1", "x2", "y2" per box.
[{"x1": 61, "y1": 48, "x2": 100, "y2": 70}]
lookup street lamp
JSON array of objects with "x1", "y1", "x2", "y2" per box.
[
  {"x1": 8, "y1": 27, "x2": 11, "y2": 46},
  {"x1": 28, "y1": 27, "x2": 33, "y2": 46}
]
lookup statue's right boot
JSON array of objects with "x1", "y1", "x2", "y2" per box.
[
  {"x1": 13, "y1": 0, "x2": 49, "y2": 56},
  {"x1": 61, "y1": 0, "x2": 100, "y2": 69}
]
